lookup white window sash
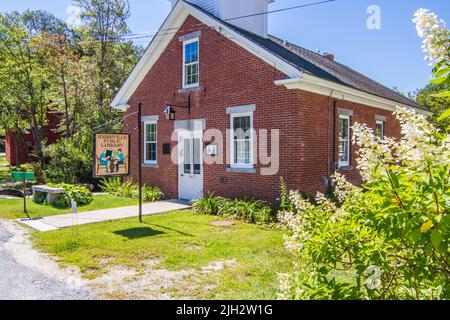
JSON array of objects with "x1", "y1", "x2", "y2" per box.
[
  {"x1": 182, "y1": 38, "x2": 199, "y2": 89},
  {"x1": 338, "y1": 114, "x2": 350, "y2": 168},
  {"x1": 144, "y1": 121, "x2": 157, "y2": 164},
  {"x1": 376, "y1": 120, "x2": 384, "y2": 140},
  {"x1": 230, "y1": 112, "x2": 254, "y2": 169}
]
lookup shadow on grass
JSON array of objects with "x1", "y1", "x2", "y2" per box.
[
  {"x1": 113, "y1": 227, "x2": 165, "y2": 239},
  {"x1": 152, "y1": 224, "x2": 193, "y2": 237}
]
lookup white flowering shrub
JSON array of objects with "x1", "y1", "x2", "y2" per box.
[
  {"x1": 278, "y1": 108, "x2": 449, "y2": 300},
  {"x1": 413, "y1": 9, "x2": 449, "y2": 63},
  {"x1": 413, "y1": 9, "x2": 450, "y2": 118}
]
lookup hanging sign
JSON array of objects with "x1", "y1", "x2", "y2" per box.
[{"x1": 93, "y1": 133, "x2": 130, "y2": 177}]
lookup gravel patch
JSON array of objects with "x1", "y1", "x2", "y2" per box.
[{"x1": 0, "y1": 219, "x2": 94, "y2": 300}]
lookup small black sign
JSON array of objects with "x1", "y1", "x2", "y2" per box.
[{"x1": 163, "y1": 143, "x2": 171, "y2": 155}]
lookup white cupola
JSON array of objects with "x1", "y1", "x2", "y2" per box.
[{"x1": 169, "y1": 0, "x2": 274, "y2": 38}]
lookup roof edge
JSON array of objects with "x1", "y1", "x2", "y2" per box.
[{"x1": 276, "y1": 76, "x2": 433, "y2": 116}]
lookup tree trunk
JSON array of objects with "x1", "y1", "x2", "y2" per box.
[
  {"x1": 12, "y1": 132, "x2": 21, "y2": 166},
  {"x1": 98, "y1": 42, "x2": 107, "y2": 109},
  {"x1": 31, "y1": 109, "x2": 43, "y2": 164},
  {"x1": 61, "y1": 67, "x2": 71, "y2": 137}
]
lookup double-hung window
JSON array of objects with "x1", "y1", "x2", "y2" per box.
[
  {"x1": 338, "y1": 114, "x2": 350, "y2": 167},
  {"x1": 230, "y1": 113, "x2": 253, "y2": 168},
  {"x1": 183, "y1": 38, "x2": 199, "y2": 88},
  {"x1": 144, "y1": 121, "x2": 157, "y2": 164},
  {"x1": 376, "y1": 120, "x2": 384, "y2": 140}
]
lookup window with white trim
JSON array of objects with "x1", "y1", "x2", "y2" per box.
[
  {"x1": 376, "y1": 120, "x2": 384, "y2": 140},
  {"x1": 230, "y1": 113, "x2": 253, "y2": 168},
  {"x1": 144, "y1": 121, "x2": 157, "y2": 164},
  {"x1": 338, "y1": 114, "x2": 350, "y2": 167},
  {"x1": 183, "y1": 38, "x2": 199, "y2": 88}
]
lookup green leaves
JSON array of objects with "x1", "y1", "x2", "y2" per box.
[
  {"x1": 411, "y1": 228, "x2": 422, "y2": 243},
  {"x1": 430, "y1": 66, "x2": 450, "y2": 85},
  {"x1": 432, "y1": 91, "x2": 450, "y2": 99},
  {"x1": 387, "y1": 169, "x2": 400, "y2": 188},
  {"x1": 431, "y1": 229, "x2": 442, "y2": 248}
]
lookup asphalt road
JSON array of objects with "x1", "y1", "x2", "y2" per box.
[{"x1": 0, "y1": 223, "x2": 93, "y2": 300}]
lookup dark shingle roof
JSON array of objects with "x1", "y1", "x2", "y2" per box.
[{"x1": 185, "y1": 1, "x2": 428, "y2": 111}]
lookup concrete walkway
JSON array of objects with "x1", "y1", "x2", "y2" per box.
[{"x1": 19, "y1": 200, "x2": 191, "y2": 232}]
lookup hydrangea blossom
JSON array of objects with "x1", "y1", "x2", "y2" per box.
[{"x1": 413, "y1": 9, "x2": 449, "y2": 63}]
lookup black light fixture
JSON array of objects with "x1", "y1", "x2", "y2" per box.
[
  {"x1": 164, "y1": 105, "x2": 176, "y2": 121},
  {"x1": 164, "y1": 94, "x2": 191, "y2": 121}
]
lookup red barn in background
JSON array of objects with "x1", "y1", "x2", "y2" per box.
[{"x1": 5, "y1": 111, "x2": 62, "y2": 165}]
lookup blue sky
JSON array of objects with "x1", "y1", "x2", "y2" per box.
[{"x1": 1, "y1": 0, "x2": 449, "y2": 94}]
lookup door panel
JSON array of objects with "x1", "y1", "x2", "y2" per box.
[{"x1": 178, "y1": 131, "x2": 203, "y2": 201}]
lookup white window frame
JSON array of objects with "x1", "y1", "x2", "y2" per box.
[
  {"x1": 182, "y1": 38, "x2": 199, "y2": 89},
  {"x1": 338, "y1": 114, "x2": 351, "y2": 168},
  {"x1": 376, "y1": 120, "x2": 384, "y2": 140},
  {"x1": 230, "y1": 112, "x2": 254, "y2": 169},
  {"x1": 144, "y1": 120, "x2": 157, "y2": 165}
]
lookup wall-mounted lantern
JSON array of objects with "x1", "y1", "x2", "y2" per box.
[
  {"x1": 163, "y1": 94, "x2": 191, "y2": 121},
  {"x1": 164, "y1": 106, "x2": 176, "y2": 121}
]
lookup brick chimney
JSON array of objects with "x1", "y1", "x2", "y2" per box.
[{"x1": 323, "y1": 53, "x2": 335, "y2": 61}]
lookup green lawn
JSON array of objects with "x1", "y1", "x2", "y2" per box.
[
  {"x1": 33, "y1": 210, "x2": 292, "y2": 299},
  {"x1": 0, "y1": 195, "x2": 138, "y2": 220}
]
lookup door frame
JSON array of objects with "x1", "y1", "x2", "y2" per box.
[{"x1": 177, "y1": 128, "x2": 203, "y2": 201}]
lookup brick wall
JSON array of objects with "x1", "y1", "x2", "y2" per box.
[{"x1": 123, "y1": 15, "x2": 401, "y2": 203}]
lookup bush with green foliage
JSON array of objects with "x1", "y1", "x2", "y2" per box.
[
  {"x1": 142, "y1": 185, "x2": 164, "y2": 202},
  {"x1": 100, "y1": 177, "x2": 163, "y2": 202},
  {"x1": 44, "y1": 136, "x2": 93, "y2": 184},
  {"x1": 42, "y1": 183, "x2": 93, "y2": 208},
  {"x1": 218, "y1": 198, "x2": 274, "y2": 224},
  {"x1": 100, "y1": 177, "x2": 136, "y2": 198},
  {"x1": 278, "y1": 108, "x2": 449, "y2": 300},
  {"x1": 279, "y1": 177, "x2": 293, "y2": 212},
  {"x1": 192, "y1": 193, "x2": 223, "y2": 215},
  {"x1": 193, "y1": 194, "x2": 274, "y2": 224},
  {"x1": 99, "y1": 177, "x2": 123, "y2": 196}
]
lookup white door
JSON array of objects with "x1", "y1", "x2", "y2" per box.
[{"x1": 178, "y1": 130, "x2": 203, "y2": 201}]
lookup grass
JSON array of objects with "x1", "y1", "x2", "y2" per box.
[
  {"x1": 0, "y1": 195, "x2": 138, "y2": 220},
  {"x1": 33, "y1": 210, "x2": 292, "y2": 299}
]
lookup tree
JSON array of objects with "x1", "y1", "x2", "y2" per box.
[
  {"x1": 0, "y1": 2, "x2": 140, "y2": 182},
  {"x1": 0, "y1": 12, "x2": 47, "y2": 163},
  {"x1": 0, "y1": 73, "x2": 28, "y2": 164},
  {"x1": 413, "y1": 84, "x2": 450, "y2": 131},
  {"x1": 74, "y1": 0, "x2": 131, "y2": 110}
]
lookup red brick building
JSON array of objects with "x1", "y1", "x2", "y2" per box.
[{"x1": 111, "y1": 0, "x2": 430, "y2": 202}]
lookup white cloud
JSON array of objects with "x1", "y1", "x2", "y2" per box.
[{"x1": 66, "y1": 5, "x2": 82, "y2": 27}]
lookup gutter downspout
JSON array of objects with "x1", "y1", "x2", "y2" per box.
[
  {"x1": 331, "y1": 99, "x2": 338, "y2": 177},
  {"x1": 327, "y1": 90, "x2": 334, "y2": 185}
]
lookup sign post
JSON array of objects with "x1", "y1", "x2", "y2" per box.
[
  {"x1": 11, "y1": 171, "x2": 35, "y2": 217},
  {"x1": 138, "y1": 102, "x2": 143, "y2": 223}
]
